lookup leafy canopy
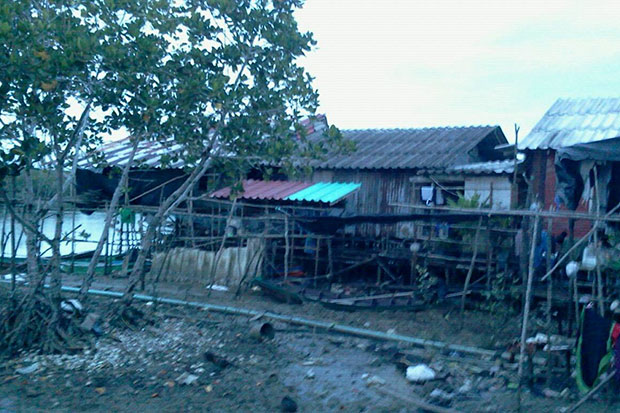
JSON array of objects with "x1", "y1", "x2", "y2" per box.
[{"x1": 0, "y1": 0, "x2": 335, "y2": 182}]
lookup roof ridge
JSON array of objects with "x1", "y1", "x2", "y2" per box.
[{"x1": 341, "y1": 125, "x2": 498, "y2": 132}]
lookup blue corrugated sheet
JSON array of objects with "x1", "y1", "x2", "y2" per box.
[
  {"x1": 520, "y1": 97, "x2": 620, "y2": 150},
  {"x1": 285, "y1": 182, "x2": 361, "y2": 205}
]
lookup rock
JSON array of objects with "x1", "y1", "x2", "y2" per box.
[
  {"x1": 458, "y1": 379, "x2": 472, "y2": 394},
  {"x1": 365, "y1": 375, "x2": 386, "y2": 386},
  {"x1": 406, "y1": 364, "x2": 436, "y2": 383},
  {"x1": 327, "y1": 337, "x2": 346, "y2": 346},
  {"x1": 204, "y1": 351, "x2": 231, "y2": 369},
  {"x1": 16, "y1": 363, "x2": 40, "y2": 375},
  {"x1": 281, "y1": 396, "x2": 298, "y2": 412},
  {"x1": 369, "y1": 357, "x2": 382, "y2": 367},
  {"x1": 80, "y1": 313, "x2": 101, "y2": 331},
  {"x1": 526, "y1": 333, "x2": 548, "y2": 345},
  {"x1": 429, "y1": 388, "x2": 454, "y2": 403},
  {"x1": 543, "y1": 388, "x2": 560, "y2": 398},
  {"x1": 175, "y1": 372, "x2": 199, "y2": 386},
  {"x1": 67, "y1": 299, "x2": 83, "y2": 313}
]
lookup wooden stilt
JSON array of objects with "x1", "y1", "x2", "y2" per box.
[
  {"x1": 518, "y1": 214, "x2": 540, "y2": 381},
  {"x1": 461, "y1": 216, "x2": 483, "y2": 321},
  {"x1": 314, "y1": 237, "x2": 320, "y2": 288},
  {"x1": 284, "y1": 214, "x2": 289, "y2": 281},
  {"x1": 327, "y1": 237, "x2": 333, "y2": 284},
  {"x1": 545, "y1": 216, "x2": 553, "y2": 386},
  {"x1": 593, "y1": 166, "x2": 604, "y2": 316}
]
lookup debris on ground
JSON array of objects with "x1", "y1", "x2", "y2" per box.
[
  {"x1": 406, "y1": 364, "x2": 436, "y2": 382},
  {"x1": 280, "y1": 395, "x2": 298, "y2": 412},
  {"x1": 15, "y1": 363, "x2": 40, "y2": 375},
  {"x1": 175, "y1": 372, "x2": 199, "y2": 386}
]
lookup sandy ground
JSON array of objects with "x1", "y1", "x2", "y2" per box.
[{"x1": 0, "y1": 276, "x2": 616, "y2": 412}]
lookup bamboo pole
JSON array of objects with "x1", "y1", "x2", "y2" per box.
[
  {"x1": 70, "y1": 186, "x2": 76, "y2": 273},
  {"x1": 485, "y1": 216, "x2": 493, "y2": 293},
  {"x1": 518, "y1": 214, "x2": 540, "y2": 381},
  {"x1": 461, "y1": 216, "x2": 483, "y2": 320},
  {"x1": 593, "y1": 166, "x2": 604, "y2": 316},
  {"x1": 545, "y1": 216, "x2": 553, "y2": 387},
  {"x1": 540, "y1": 201, "x2": 620, "y2": 282},
  {"x1": 284, "y1": 213, "x2": 289, "y2": 281},
  {"x1": 389, "y1": 203, "x2": 620, "y2": 223},
  {"x1": 1, "y1": 204, "x2": 7, "y2": 270},
  {"x1": 327, "y1": 237, "x2": 333, "y2": 282},
  {"x1": 562, "y1": 370, "x2": 616, "y2": 413},
  {"x1": 313, "y1": 237, "x2": 320, "y2": 288},
  {"x1": 10, "y1": 175, "x2": 17, "y2": 292}
]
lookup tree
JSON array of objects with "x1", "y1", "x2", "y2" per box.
[{"x1": 0, "y1": 0, "x2": 340, "y2": 354}]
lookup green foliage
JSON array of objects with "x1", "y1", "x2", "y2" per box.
[
  {"x1": 413, "y1": 265, "x2": 439, "y2": 303},
  {"x1": 1, "y1": 0, "x2": 332, "y2": 185}
]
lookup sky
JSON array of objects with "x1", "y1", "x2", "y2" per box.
[{"x1": 295, "y1": 0, "x2": 620, "y2": 141}]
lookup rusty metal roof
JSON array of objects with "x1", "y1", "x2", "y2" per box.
[
  {"x1": 209, "y1": 179, "x2": 361, "y2": 204},
  {"x1": 519, "y1": 97, "x2": 620, "y2": 150},
  {"x1": 210, "y1": 180, "x2": 313, "y2": 201},
  {"x1": 311, "y1": 125, "x2": 506, "y2": 170}
]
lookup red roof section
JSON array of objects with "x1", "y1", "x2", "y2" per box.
[{"x1": 210, "y1": 179, "x2": 313, "y2": 201}]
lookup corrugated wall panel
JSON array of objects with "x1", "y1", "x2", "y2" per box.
[{"x1": 312, "y1": 169, "x2": 416, "y2": 237}]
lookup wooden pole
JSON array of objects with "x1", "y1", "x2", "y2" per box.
[
  {"x1": 289, "y1": 218, "x2": 295, "y2": 277},
  {"x1": 545, "y1": 216, "x2": 553, "y2": 386},
  {"x1": 70, "y1": 185, "x2": 76, "y2": 273},
  {"x1": 562, "y1": 370, "x2": 616, "y2": 413},
  {"x1": 511, "y1": 124, "x2": 520, "y2": 209},
  {"x1": 461, "y1": 216, "x2": 483, "y2": 321},
  {"x1": 188, "y1": 187, "x2": 195, "y2": 248},
  {"x1": 327, "y1": 237, "x2": 333, "y2": 283},
  {"x1": 313, "y1": 237, "x2": 320, "y2": 288},
  {"x1": 1, "y1": 204, "x2": 7, "y2": 270},
  {"x1": 284, "y1": 214, "x2": 289, "y2": 281},
  {"x1": 10, "y1": 175, "x2": 16, "y2": 291},
  {"x1": 375, "y1": 386, "x2": 462, "y2": 413},
  {"x1": 518, "y1": 214, "x2": 540, "y2": 381},
  {"x1": 485, "y1": 216, "x2": 493, "y2": 293},
  {"x1": 593, "y1": 166, "x2": 604, "y2": 316}
]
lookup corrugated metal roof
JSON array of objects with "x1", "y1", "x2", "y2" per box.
[
  {"x1": 77, "y1": 137, "x2": 188, "y2": 169},
  {"x1": 445, "y1": 158, "x2": 523, "y2": 175},
  {"x1": 519, "y1": 97, "x2": 620, "y2": 150},
  {"x1": 285, "y1": 182, "x2": 361, "y2": 204},
  {"x1": 210, "y1": 180, "x2": 361, "y2": 204},
  {"x1": 311, "y1": 126, "x2": 506, "y2": 170},
  {"x1": 209, "y1": 180, "x2": 313, "y2": 201},
  {"x1": 78, "y1": 115, "x2": 328, "y2": 170}
]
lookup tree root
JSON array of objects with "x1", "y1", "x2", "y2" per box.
[
  {"x1": 0, "y1": 291, "x2": 92, "y2": 356},
  {"x1": 107, "y1": 302, "x2": 149, "y2": 330}
]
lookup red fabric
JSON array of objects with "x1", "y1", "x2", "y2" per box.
[{"x1": 612, "y1": 323, "x2": 620, "y2": 345}]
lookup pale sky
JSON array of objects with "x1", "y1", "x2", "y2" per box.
[{"x1": 295, "y1": 0, "x2": 620, "y2": 141}]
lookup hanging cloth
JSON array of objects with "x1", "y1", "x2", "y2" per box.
[{"x1": 575, "y1": 307, "x2": 615, "y2": 392}]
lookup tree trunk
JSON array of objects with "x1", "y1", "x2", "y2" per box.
[
  {"x1": 49, "y1": 161, "x2": 65, "y2": 303},
  {"x1": 79, "y1": 138, "x2": 139, "y2": 299},
  {"x1": 120, "y1": 153, "x2": 213, "y2": 306}
]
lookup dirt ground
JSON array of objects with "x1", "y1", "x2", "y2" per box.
[{"x1": 0, "y1": 277, "x2": 616, "y2": 412}]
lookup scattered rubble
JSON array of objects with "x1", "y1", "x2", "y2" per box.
[
  {"x1": 406, "y1": 364, "x2": 436, "y2": 383},
  {"x1": 15, "y1": 362, "x2": 40, "y2": 375},
  {"x1": 175, "y1": 372, "x2": 199, "y2": 386}
]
